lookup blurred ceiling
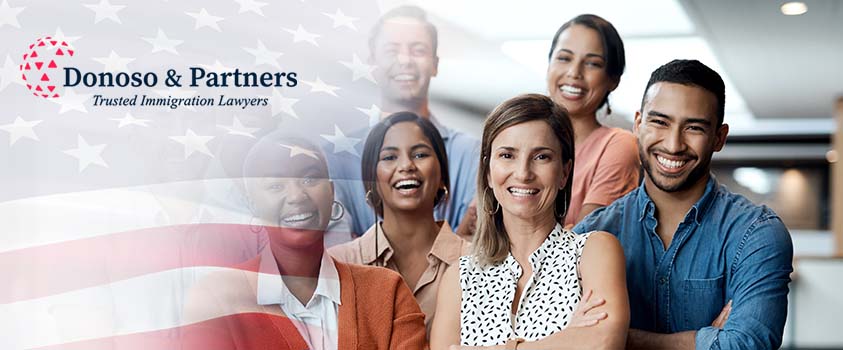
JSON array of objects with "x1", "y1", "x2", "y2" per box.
[
  {"x1": 385, "y1": 0, "x2": 842, "y2": 136},
  {"x1": 681, "y1": 0, "x2": 843, "y2": 121}
]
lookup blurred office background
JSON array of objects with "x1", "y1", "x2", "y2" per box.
[{"x1": 379, "y1": 0, "x2": 843, "y2": 348}]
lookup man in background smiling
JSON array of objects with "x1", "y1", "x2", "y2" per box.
[{"x1": 329, "y1": 6, "x2": 480, "y2": 240}]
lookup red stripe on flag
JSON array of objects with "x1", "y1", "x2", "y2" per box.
[
  {"x1": 33, "y1": 313, "x2": 309, "y2": 350},
  {"x1": 1, "y1": 223, "x2": 263, "y2": 304}
]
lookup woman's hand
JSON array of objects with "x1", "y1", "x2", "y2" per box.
[
  {"x1": 568, "y1": 289, "x2": 608, "y2": 327},
  {"x1": 443, "y1": 290, "x2": 610, "y2": 350}
]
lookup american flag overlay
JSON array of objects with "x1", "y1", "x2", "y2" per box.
[{"x1": 0, "y1": 0, "x2": 384, "y2": 348}]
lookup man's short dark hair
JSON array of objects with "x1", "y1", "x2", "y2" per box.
[
  {"x1": 641, "y1": 59, "x2": 726, "y2": 126},
  {"x1": 368, "y1": 5, "x2": 438, "y2": 56}
]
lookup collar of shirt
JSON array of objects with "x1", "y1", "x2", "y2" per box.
[
  {"x1": 636, "y1": 176, "x2": 719, "y2": 225},
  {"x1": 503, "y1": 223, "x2": 565, "y2": 278},
  {"x1": 359, "y1": 220, "x2": 461, "y2": 266},
  {"x1": 255, "y1": 247, "x2": 342, "y2": 308}
]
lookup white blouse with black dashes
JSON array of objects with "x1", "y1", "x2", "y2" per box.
[{"x1": 459, "y1": 224, "x2": 591, "y2": 346}]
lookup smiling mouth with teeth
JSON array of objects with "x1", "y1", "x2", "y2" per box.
[
  {"x1": 508, "y1": 187, "x2": 539, "y2": 196},
  {"x1": 656, "y1": 155, "x2": 688, "y2": 169},
  {"x1": 560, "y1": 85, "x2": 583, "y2": 95},
  {"x1": 394, "y1": 179, "x2": 422, "y2": 191},
  {"x1": 392, "y1": 74, "x2": 417, "y2": 82},
  {"x1": 282, "y1": 211, "x2": 316, "y2": 223}
]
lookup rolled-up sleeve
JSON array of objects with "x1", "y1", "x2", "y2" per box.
[{"x1": 695, "y1": 215, "x2": 793, "y2": 350}]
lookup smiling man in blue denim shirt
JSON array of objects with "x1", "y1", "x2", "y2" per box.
[{"x1": 574, "y1": 60, "x2": 793, "y2": 349}]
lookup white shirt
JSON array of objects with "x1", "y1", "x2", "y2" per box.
[
  {"x1": 459, "y1": 224, "x2": 592, "y2": 346},
  {"x1": 256, "y1": 248, "x2": 341, "y2": 350}
]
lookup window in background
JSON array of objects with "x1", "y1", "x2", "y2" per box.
[{"x1": 712, "y1": 165, "x2": 829, "y2": 231}]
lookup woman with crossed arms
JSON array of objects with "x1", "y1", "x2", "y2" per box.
[{"x1": 431, "y1": 94, "x2": 629, "y2": 350}]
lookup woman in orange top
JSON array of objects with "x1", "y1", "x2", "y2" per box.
[
  {"x1": 183, "y1": 133, "x2": 426, "y2": 350},
  {"x1": 546, "y1": 14, "x2": 640, "y2": 225}
]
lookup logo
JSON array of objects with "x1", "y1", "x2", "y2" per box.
[{"x1": 19, "y1": 36, "x2": 75, "y2": 99}]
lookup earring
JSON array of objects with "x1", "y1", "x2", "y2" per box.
[
  {"x1": 440, "y1": 186, "x2": 450, "y2": 203},
  {"x1": 365, "y1": 190, "x2": 373, "y2": 205},
  {"x1": 483, "y1": 187, "x2": 500, "y2": 215},
  {"x1": 365, "y1": 190, "x2": 378, "y2": 206},
  {"x1": 606, "y1": 100, "x2": 613, "y2": 115},
  {"x1": 331, "y1": 200, "x2": 345, "y2": 221},
  {"x1": 555, "y1": 190, "x2": 568, "y2": 220}
]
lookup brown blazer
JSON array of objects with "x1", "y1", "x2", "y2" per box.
[{"x1": 183, "y1": 255, "x2": 427, "y2": 350}]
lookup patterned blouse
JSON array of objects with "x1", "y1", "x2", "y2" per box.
[{"x1": 459, "y1": 224, "x2": 591, "y2": 346}]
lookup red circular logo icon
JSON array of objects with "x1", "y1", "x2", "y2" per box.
[{"x1": 19, "y1": 36, "x2": 75, "y2": 99}]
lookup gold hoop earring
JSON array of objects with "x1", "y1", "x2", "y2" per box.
[
  {"x1": 330, "y1": 200, "x2": 345, "y2": 221},
  {"x1": 483, "y1": 187, "x2": 500, "y2": 215},
  {"x1": 365, "y1": 190, "x2": 374, "y2": 205},
  {"x1": 555, "y1": 189, "x2": 568, "y2": 220}
]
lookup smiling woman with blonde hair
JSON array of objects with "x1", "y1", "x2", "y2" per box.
[{"x1": 430, "y1": 94, "x2": 629, "y2": 350}]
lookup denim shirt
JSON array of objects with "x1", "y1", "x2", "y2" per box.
[
  {"x1": 574, "y1": 177, "x2": 793, "y2": 349},
  {"x1": 325, "y1": 117, "x2": 480, "y2": 237}
]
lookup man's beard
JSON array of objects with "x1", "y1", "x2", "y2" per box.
[{"x1": 638, "y1": 144, "x2": 711, "y2": 193}]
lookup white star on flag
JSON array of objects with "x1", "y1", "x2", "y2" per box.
[
  {"x1": 83, "y1": 0, "x2": 125, "y2": 24},
  {"x1": 339, "y1": 54, "x2": 376, "y2": 83},
  {"x1": 1, "y1": 54, "x2": 23, "y2": 91},
  {"x1": 320, "y1": 125, "x2": 361, "y2": 157},
  {"x1": 51, "y1": 88, "x2": 92, "y2": 114},
  {"x1": 142, "y1": 29, "x2": 183, "y2": 55},
  {"x1": 279, "y1": 143, "x2": 320, "y2": 159},
  {"x1": 264, "y1": 88, "x2": 300, "y2": 119},
  {"x1": 304, "y1": 76, "x2": 340, "y2": 97},
  {"x1": 52, "y1": 27, "x2": 81, "y2": 45},
  {"x1": 63, "y1": 135, "x2": 109, "y2": 172},
  {"x1": 284, "y1": 25, "x2": 320, "y2": 47},
  {"x1": 169, "y1": 129, "x2": 215, "y2": 159},
  {"x1": 186, "y1": 8, "x2": 224, "y2": 32},
  {"x1": 217, "y1": 117, "x2": 260, "y2": 138},
  {"x1": 110, "y1": 113, "x2": 150, "y2": 128},
  {"x1": 199, "y1": 60, "x2": 233, "y2": 73},
  {"x1": 323, "y1": 9, "x2": 358, "y2": 31},
  {"x1": 243, "y1": 40, "x2": 283, "y2": 70},
  {"x1": 0, "y1": 0, "x2": 24, "y2": 29},
  {"x1": 92, "y1": 50, "x2": 134, "y2": 72},
  {"x1": 356, "y1": 104, "x2": 383, "y2": 127},
  {"x1": 0, "y1": 116, "x2": 42, "y2": 146},
  {"x1": 0, "y1": 1, "x2": 390, "y2": 349},
  {"x1": 233, "y1": 0, "x2": 267, "y2": 16}
]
